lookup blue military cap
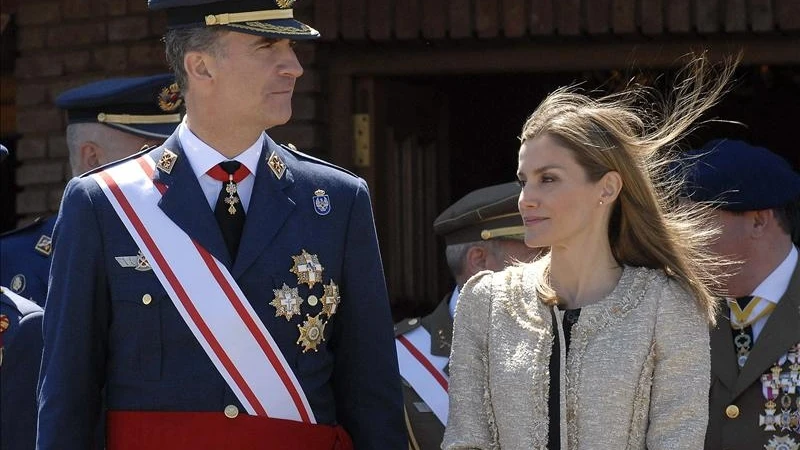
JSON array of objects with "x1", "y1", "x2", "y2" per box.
[
  {"x1": 55, "y1": 74, "x2": 182, "y2": 140},
  {"x1": 148, "y1": 0, "x2": 320, "y2": 40},
  {"x1": 683, "y1": 139, "x2": 800, "y2": 211}
]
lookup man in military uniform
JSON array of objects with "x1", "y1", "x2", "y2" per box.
[
  {"x1": 37, "y1": 1, "x2": 405, "y2": 449},
  {"x1": 0, "y1": 74, "x2": 180, "y2": 306},
  {"x1": 0, "y1": 285, "x2": 44, "y2": 450},
  {"x1": 395, "y1": 182, "x2": 542, "y2": 449},
  {"x1": 1, "y1": 144, "x2": 45, "y2": 450},
  {"x1": 683, "y1": 139, "x2": 800, "y2": 450}
]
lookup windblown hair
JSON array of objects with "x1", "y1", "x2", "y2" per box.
[
  {"x1": 164, "y1": 27, "x2": 229, "y2": 92},
  {"x1": 520, "y1": 54, "x2": 739, "y2": 324}
]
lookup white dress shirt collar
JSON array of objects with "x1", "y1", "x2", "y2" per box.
[
  {"x1": 752, "y1": 245, "x2": 797, "y2": 305},
  {"x1": 448, "y1": 286, "x2": 460, "y2": 319},
  {"x1": 178, "y1": 120, "x2": 263, "y2": 178}
]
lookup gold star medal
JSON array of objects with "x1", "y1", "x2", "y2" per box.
[
  {"x1": 35, "y1": 234, "x2": 52, "y2": 256},
  {"x1": 321, "y1": 280, "x2": 341, "y2": 317},
  {"x1": 270, "y1": 283, "x2": 303, "y2": 321},
  {"x1": 297, "y1": 314, "x2": 326, "y2": 352},
  {"x1": 157, "y1": 149, "x2": 178, "y2": 174},
  {"x1": 290, "y1": 250, "x2": 324, "y2": 288}
]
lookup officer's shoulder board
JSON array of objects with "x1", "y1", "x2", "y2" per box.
[
  {"x1": 394, "y1": 316, "x2": 424, "y2": 337},
  {"x1": 0, "y1": 287, "x2": 43, "y2": 316},
  {"x1": 78, "y1": 144, "x2": 160, "y2": 178},
  {"x1": 280, "y1": 143, "x2": 358, "y2": 178},
  {"x1": 0, "y1": 215, "x2": 52, "y2": 238}
]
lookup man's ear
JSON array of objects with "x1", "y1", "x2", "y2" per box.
[
  {"x1": 750, "y1": 209, "x2": 774, "y2": 238},
  {"x1": 184, "y1": 51, "x2": 214, "y2": 86},
  {"x1": 80, "y1": 141, "x2": 103, "y2": 172},
  {"x1": 465, "y1": 245, "x2": 488, "y2": 274}
]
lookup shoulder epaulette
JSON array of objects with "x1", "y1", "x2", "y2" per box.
[
  {"x1": 279, "y1": 143, "x2": 358, "y2": 178},
  {"x1": 394, "y1": 316, "x2": 424, "y2": 337},
  {"x1": 79, "y1": 144, "x2": 159, "y2": 178},
  {"x1": 0, "y1": 215, "x2": 54, "y2": 238}
]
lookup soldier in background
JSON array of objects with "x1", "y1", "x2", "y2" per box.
[
  {"x1": 0, "y1": 74, "x2": 180, "y2": 306},
  {"x1": 0, "y1": 144, "x2": 45, "y2": 450},
  {"x1": 682, "y1": 139, "x2": 800, "y2": 450},
  {"x1": 395, "y1": 182, "x2": 542, "y2": 449}
]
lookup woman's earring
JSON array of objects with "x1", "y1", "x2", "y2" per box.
[{"x1": 599, "y1": 200, "x2": 604, "y2": 205}]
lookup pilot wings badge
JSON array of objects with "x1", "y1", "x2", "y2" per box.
[{"x1": 115, "y1": 251, "x2": 152, "y2": 272}]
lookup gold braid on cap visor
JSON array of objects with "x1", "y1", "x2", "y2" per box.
[{"x1": 205, "y1": 9, "x2": 294, "y2": 26}]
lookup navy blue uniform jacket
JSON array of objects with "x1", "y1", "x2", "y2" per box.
[
  {"x1": 0, "y1": 216, "x2": 56, "y2": 306},
  {"x1": 37, "y1": 132, "x2": 406, "y2": 449},
  {"x1": 1, "y1": 286, "x2": 44, "y2": 450}
]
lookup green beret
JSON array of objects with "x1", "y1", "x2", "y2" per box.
[{"x1": 433, "y1": 182, "x2": 524, "y2": 246}]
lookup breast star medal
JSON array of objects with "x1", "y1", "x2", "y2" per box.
[
  {"x1": 297, "y1": 314, "x2": 326, "y2": 352},
  {"x1": 321, "y1": 280, "x2": 340, "y2": 317},
  {"x1": 765, "y1": 435, "x2": 799, "y2": 450},
  {"x1": 290, "y1": 250, "x2": 324, "y2": 288},
  {"x1": 270, "y1": 283, "x2": 303, "y2": 321}
]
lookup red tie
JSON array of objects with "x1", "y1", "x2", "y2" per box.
[{"x1": 207, "y1": 161, "x2": 250, "y2": 183}]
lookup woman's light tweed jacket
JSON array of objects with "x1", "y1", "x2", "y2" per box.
[{"x1": 442, "y1": 264, "x2": 710, "y2": 450}]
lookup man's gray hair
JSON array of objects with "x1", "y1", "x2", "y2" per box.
[
  {"x1": 164, "y1": 27, "x2": 228, "y2": 92},
  {"x1": 444, "y1": 240, "x2": 503, "y2": 279}
]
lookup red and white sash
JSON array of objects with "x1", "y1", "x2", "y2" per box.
[
  {"x1": 396, "y1": 327, "x2": 449, "y2": 425},
  {"x1": 92, "y1": 155, "x2": 315, "y2": 423}
]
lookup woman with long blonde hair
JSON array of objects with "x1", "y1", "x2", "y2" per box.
[{"x1": 442, "y1": 55, "x2": 735, "y2": 450}]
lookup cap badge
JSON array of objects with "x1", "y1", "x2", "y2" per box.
[
  {"x1": 313, "y1": 189, "x2": 331, "y2": 216},
  {"x1": 10, "y1": 274, "x2": 25, "y2": 293},
  {"x1": 158, "y1": 83, "x2": 183, "y2": 112},
  {"x1": 297, "y1": 313, "x2": 326, "y2": 352},
  {"x1": 157, "y1": 149, "x2": 178, "y2": 174},
  {"x1": 290, "y1": 249, "x2": 324, "y2": 288},
  {"x1": 321, "y1": 280, "x2": 340, "y2": 316},
  {"x1": 267, "y1": 151, "x2": 286, "y2": 179},
  {"x1": 276, "y1": 0, "x2": 296, "y2": 9},
  {"x1": 270, "y1": 283, "x2": 303, "y2": 321},
  {"x1": 115, "y1": 251, "x2": 152, "y2": 272},
  {"x1": 35, "y1": 234, "x2": 53, "y2": 256}
]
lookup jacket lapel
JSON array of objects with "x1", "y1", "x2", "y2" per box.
[
  {"x1": 709, "y1": 304, "x2": 738, "y2": 393},
  {"x1": 151, "y1": 134, "x2": 232, "y2": 268},
  {"x1": 734, "y1": 260, "x2": 800, "y2": 398},
  {"x1": 231, "y1": 140, "x2": 295, "y2": 278}
]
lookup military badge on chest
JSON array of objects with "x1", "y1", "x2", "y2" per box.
[
  {"x1": 760, "y1": 342, "x2": 800, "y2": 448},
  {"x1": 269, "y1": 249, "x2": 341, "y2": 353}
]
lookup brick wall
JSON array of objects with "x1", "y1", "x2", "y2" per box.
[{"x1": 12, "y1": 0, "x2": 323, "y2": 225}]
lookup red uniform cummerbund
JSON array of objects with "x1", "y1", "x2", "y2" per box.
[{"x1": 107, "y1": 411, "x2": 353, "y2": 450}]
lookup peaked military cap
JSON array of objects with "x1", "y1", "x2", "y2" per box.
[
  {"x1": 683, "y1": 139, "x2": 800, "y2": 211},
  {"x1": 434, "y1": 182, "x2": 524, "y2": 246},
  {"x1": 55, "y1": 74, "x2": 182, "y2": 140},
  {"x1": 148, "y1": 0, "x2": 320, "y2": 40}
]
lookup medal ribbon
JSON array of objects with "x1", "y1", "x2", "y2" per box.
[{"x1": 727, "y1": 296, "x2": 776, "y2": 329}]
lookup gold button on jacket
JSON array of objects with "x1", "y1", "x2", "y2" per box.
[{"x1": 725, "y1": 404, "x2": 740, "y2": 419}]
